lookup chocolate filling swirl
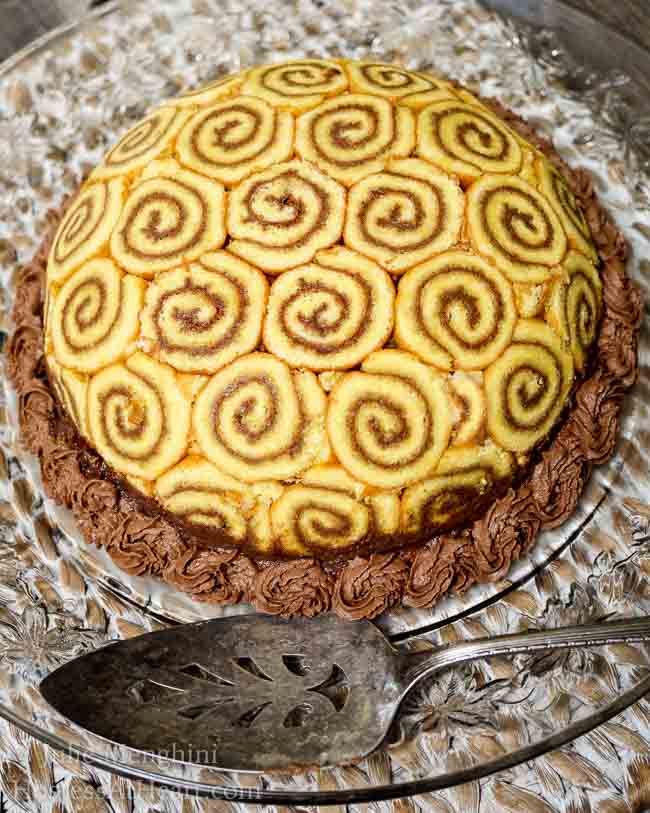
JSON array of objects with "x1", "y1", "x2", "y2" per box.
[
  {"x1": 279, "y1": 274, "x2": 368, "y2": 354},
  {"x1": 106, "y1": 113, "x2": 169, "y2": 166},
  {"x1": 121, "y1": 185, "x2": 205, "y2": 260},
  {"x1": 360, "y1": 64, "x2": 423, "y2": 91},
  {"x1": 307, "y1": 101, "x2": 398, "y2": 167},
  {"x1": 259, "y1": 61, "x2": 344, "y2": 96},
  {"x1": 417, "y1": 102, "x2": 522, "y2": 178},
  {"x1": 359, "y1": 182, "x2": 439, "y2": 250},
  {"x1": 396, "y1": 251, "x2": 517, "y2": 371},
  {"x1": 153, "y1": 276, "x2": 243, "y2": 357},
  {"x1": 239, "y1": 169, "x2": 329, "y2": 247},
  {"x1": 61, "y1": 275, "x2": 111, "y2": 349},
  {"x1": 211, "y1": 373, "x2": 302, "y2": 463},
  {"x1": 97, "y1": 375, "x2": 164, "y2": 463},
  {"x1": 53, "y1": 196, "x2": 98, "y2": 262}
]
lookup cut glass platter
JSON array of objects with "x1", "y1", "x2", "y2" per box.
[{"x1": 1, "y1": 0, "x2": 650, "y2": 808}]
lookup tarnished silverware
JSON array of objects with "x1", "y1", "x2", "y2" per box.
[{"x1": 40, "y1": 613, "x2": 650, "y2": 772}]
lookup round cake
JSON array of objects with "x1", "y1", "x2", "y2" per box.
[{"x1": 9, "y1": 59, "x2": 642, "y2": 618}]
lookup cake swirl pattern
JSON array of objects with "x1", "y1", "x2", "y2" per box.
[
  {"x1": 345, "y1": 158, "x2": 464, "y2": 272},
  {"x1": 449, "y1": 372, "x2": 486, "y2": 447},
  {"x1": 295, "y1": 94, "x2": 415, "y2": 185},
  {"x1": 155, "y1": 458, "x2": 249, "y2": 541},
  {"x1": 227, "y1": 159, "x2": 345, "y2": 272},
  {"x1": 417, "y1": 100, "x2": 523, "y2": 182},
  {"x1": 87, "y1": 352, "x2": 191, "y2": 480},
  {"x1": 537, "y1": 157, "x2": 598, "y2": 261},
  {"x1": 141, "y1": 251, "x2": 267, "y2": 373},
  {"x1": 467, "y1": 173, "x2": 568, "y2": 283},
  {"x1": 327, "y1": 350, "x2": 454, "y2": 489},
  {"x1": 111, "y1": 160, "x2": 226, "y2": 276},
  {"x1": 401, "y1": 444, "x2": 514, "y2": 534},
  {"x1": 51, "y1": 259, "x2": 145, "y2": 372},
  {"x1": 271, "y1": 466, "x2": 371, "y2": 556},
  {"x1": 547, "y1": 251, "x2": 602, "y2": 372},
  {"x1": 264, "y1": 247, "x2": 394, "y2": 370},
  {"x1": 177, "y1": 96, "x2": 294, "y2": 185},
  {"x1": 395, "y1": 250, "x2": 517, "y2": 370},
  {"x1": 346, "y1": 61, "x2": 458, "y2": 108},
  {"x1": 46, "y1": 355, "x2": 90, "y2": 440},
  {"x1": 485, "y1": 320, "x2": 574, "y2": 452},
  {"x1": 41, "y1": 59, "x2": 611, "y2": 565},
  {"x1": 93, "y1": 107, "x2": 190, "y2": 179},
  {"x1": 193, "y1": 353, "x2": 328, "y2": 483},
  {"x1": 242, "y1": 60, "x2": 348, "y2": 111},
  {"x1": 48, "y1": 179, "x2": 124, "y2": 283},
  {"x1": 174, "y1": 73, "x2": 245, "y2": 107}
]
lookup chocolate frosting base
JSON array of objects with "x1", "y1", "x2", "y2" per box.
[{"x1": 7, "y1": 102, "x2": 642, "y2": 620}]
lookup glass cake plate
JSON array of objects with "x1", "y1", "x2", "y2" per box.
[{"x1": 2, "y1": 0, "x2": 650, "y2": 807}]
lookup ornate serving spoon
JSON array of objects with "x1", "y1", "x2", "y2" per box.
[{"x1": 40, "y1": 613, "x2": 650, "y2": 772}]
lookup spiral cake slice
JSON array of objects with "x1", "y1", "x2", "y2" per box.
[
  {"x1": 327, "y1": 349, "x2": 453, "y2": 489},
  {"x1": 485, "y1": 319, "x2": 574, "y2": 453},
  {"x1": 155, "y1": 457, "x2": 249, "y2": 541},
  {"x1": 50, "y1": 259, "x2": 145, "y2": 373},
  {"x1": 176, "y1": 95, "x2": 294, "y2": 186},
  {"x1": 449, "y1": 372, "x2": 486, "y2": 447},
  {"x1": 345, "y1": 157, "x2": 464, "y2": 273},
  {"x1": 346, "y1": 61, "x2": 458, "y2": 108},
  {"x1": 46, "y1": 354, "x2": 90, "y2": 440},
  {"x1": 395, "y1": 250, "x2": 517, "y2": 371},
  {"x1": 110, "y1": 159, "x2": 226, "y2": 276},
  {"x1": 227, "y1": 159, "x2": 345, "y2": 272},
  {"x1": 193, "y1": 353, "x2": 328, "y2": 483},
  {"x1": 295, "y1": 93, "x2": 415, "y2": 186},
  {"x1": 173, "y1": 73, "x2": 246, "y2": 108},
  {"x1": 263, "y1": 246, "x2": 395, "y2": 371},
  {"x1": 48, "y1": 178, "x2": 124, "y2": 284},
  {"x1": 467, "y1": 173, "x2": 568, "y2": 283},
  {"x1": 87, "y1": 352, "x2": 191, "y2": 480},
  {"x1": 401, "y1": 443, "x2": 514, "y2": 535},
  {"x1": 547, "y1": 250, "x2": 602, "y2": 372},
  {"x1": 271, "y1": 465, "x2": 372, "y2": 556},
  {"x1": 140, "y1": 251, "x2": 267, "y2": 374},
  {"x1": 93, "y1": 107, "x2": 192, "y2": 180},
  {"x1": 536, "y1": 157, "x2": 598, "y2": 262},
  {"x1": 417, "y1": 100, "x2": 523, "y2": 184},
  {"x1": 242, "y1": 59, "x2": 348, "y2": 112}
]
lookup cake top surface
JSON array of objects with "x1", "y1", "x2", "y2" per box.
[{"x1": 43, "y1": 58, "x2": 602, "y2": 559}]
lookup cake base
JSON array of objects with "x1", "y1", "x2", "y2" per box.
[{"x1": 7, "y1": 101, "x2": 642, "y2": 620}]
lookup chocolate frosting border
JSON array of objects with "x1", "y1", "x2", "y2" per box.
[{"x1": 6, "y1": 98, "x2": 642, "y2": 621}]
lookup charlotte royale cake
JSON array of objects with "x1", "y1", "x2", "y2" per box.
[{"x1": 9, "y1": 59, "x2": 642, "y2": 619}]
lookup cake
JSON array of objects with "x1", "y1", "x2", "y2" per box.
[{"x1": 8, "y1": 59, "x2": 642, "y2": 619}]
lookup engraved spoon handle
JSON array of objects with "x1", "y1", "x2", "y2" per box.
[{"x1": 400, "y1": 617, "x2": 650, "y2": 696}]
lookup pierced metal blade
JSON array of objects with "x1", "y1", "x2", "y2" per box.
[{"x1": 40, "y1": 613, "x2": 402, "y2": 771}]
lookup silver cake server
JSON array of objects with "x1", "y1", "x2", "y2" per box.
[{"x1": 40, "y1": 613, "x2": 650, "y2": 772}]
